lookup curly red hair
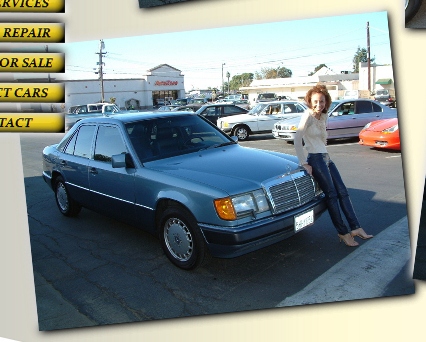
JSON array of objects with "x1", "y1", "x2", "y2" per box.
[{"x1": 304, "y1": 83, "x2": 332, "y2": 113}]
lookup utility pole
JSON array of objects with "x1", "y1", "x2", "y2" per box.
[
  {"x1": 226, "y1": 71, "x2": 230, "y2": 93},
  {"x1": 45, "y1": 45, "x2": 51, "y2": 83},
  {"x1": 45, "y1": 45, "x2": 53, "y2": 112},
  {"x1": 221, "y1": 63, "x2": 225, "y2": 95},
  {"x1": 95, "y1": 39, "x2": 106, "y2": 102},
  {"x1": 367, "y1": 22, "x2": 371, "y2": 92}
]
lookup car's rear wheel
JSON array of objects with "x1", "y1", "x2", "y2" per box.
[
  {"x1": 54, "y1": 176, "x2": 81, "y2": 217},
  {"x1": 406, "y1": 0, "x2": 423, "y2": 23},
  {"x1": 158, "y1": 205, "x2": 209, "y2": 270},
  {"x1": 233, "y1": 125, "x2": 250, "y2": 141}
]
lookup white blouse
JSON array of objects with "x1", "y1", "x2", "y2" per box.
[{"x1": 294, "y1": 109, "x2": 328, "y2": 165}]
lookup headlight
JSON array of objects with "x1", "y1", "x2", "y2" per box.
[
  {"x1": 281, "y1": 124, "x2": 298, "y2": 131},
  {"x1": 362, "y1": 122, "x2": 372, "y2": 130},
  {"x1": 382, "y1": 124, "x2": 398, "y2": 134},
  {"x1": 214, "y1": 189, "x2": 270, "y2": 221}
]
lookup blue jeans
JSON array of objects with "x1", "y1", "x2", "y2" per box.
[{"x1": 307, "y1": 153, "x2": 361, "y2": 235}]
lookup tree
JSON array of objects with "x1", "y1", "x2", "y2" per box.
[
  {"x1": 277, "y1": 66, "x2": 292, "y2": 78},
  {"x1": 308, "y1": 64, "x2": 328, "y2": 76},
  {"x1": 228, "y1": 73, "x2": 254, "y2": 92},
  {"x1": 255, "y1": 66, "x2": 292, "y2": 80},
  {"x1": 352, "y1": 46, "x2": 375, "y2": 73}
]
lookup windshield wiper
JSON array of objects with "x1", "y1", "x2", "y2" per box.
[{"x1": 200, "y1": 141, "x2": 236, "y2": 151}]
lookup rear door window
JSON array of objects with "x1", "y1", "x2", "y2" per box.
[
  {"x1": 223, "y1": 105, "x2": 244, "y2": 115},
  {"x1": 355, "y1": 101, "x2": 374, "y2": 114},
  {"x1": 64, "y1": 125, "x2": 95, "y2": 158}
]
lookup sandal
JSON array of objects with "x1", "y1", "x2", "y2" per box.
[
  {"x1": 350, "y1": 228, "x2": 373, "y2": 240},
  {"x1": 338, "y1": 233, "x2": 359, "y2": 247}
]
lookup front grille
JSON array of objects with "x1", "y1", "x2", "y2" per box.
[{"x1": 265, "y1": 173, "x2": 316, "y2": 215}]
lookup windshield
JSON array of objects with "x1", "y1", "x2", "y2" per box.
[
  {"x1": 125, "y1": 115, "x2": 234, "y2": 162},
  {"x1": 248, "y1": 103, "x2": 268, "y2": 115},
  {"x1": 328, "y1": 101, "x2": 340, "y2": 113},
  {"x1": 172, "y1": 99, "x2": 188, "y2": 105},
  {"x1": 376, "y1": 90, "x2": 388, "y2": 95},
  {"x1": 258, "y1": 93, "x2": 276, "y2": 100}
]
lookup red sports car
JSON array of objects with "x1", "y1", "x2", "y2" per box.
[{"x1": 359, "y1": 118, "x2": 400, "y2": 151}]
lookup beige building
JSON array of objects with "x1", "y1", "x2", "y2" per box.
[
  {"x1": 63, "y1": 64, "x2": 186, "y2": 111},
  {"x1": 240, "y1": 64, "x2": 395, "y2": 106}
]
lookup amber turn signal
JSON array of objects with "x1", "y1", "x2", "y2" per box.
[{"x1": 214, "y1": 198, "x2": 237, "y2": 221}]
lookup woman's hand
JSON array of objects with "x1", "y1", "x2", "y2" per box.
[{"x1": 302, "y1": 163, "x2": 312, "y2": 175}]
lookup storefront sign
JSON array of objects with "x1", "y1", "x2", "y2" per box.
[{"x1": 154, "y1": 80, "x2": 178, "y2": 86}]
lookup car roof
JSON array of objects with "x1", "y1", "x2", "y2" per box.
[
  {"x1": 73, "y1": 111, "x2": 195, "y2": 125},
  {"x1": 253, "y1": 100, "x2": 305, "y2": 105},
  {"x1": 200, "y1": 103, "x2": 244, "y2": 107},
  {"x1": 332, "y1": 98, "x2": 376, "y2": 103}
]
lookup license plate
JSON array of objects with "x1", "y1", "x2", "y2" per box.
[{"x1": 294, "y1": 209, "x2": 314, "y2": 232}]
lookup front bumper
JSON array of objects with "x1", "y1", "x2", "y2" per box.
[
  {"x1": 219, "y1": 125, "x2": 232, "y2": 133},
  {"x1": 199, "y1": 195, "x2": 327, "y2": 258},
  {"x1": 272, "y1": 129, "x2": 296, "y2": 141},
  {"x1": 359, "y1": 136, "x2": 400, "y2": 150}
]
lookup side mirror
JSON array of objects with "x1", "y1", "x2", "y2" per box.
[
  {"x1": 112, "y1": 153, "x2": 134, "y2": 168},
  {"x1": 112, "y1": 153, "x2": 126, "y2": 168}
]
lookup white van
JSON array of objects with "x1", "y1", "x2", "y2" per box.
[{"x1": 343, "y1": 90, "x2": 370, "y2": 100}]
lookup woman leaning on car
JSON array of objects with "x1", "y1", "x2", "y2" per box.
[{"x1": 294, "y1": 83, "x2": 373, "y2": 247}]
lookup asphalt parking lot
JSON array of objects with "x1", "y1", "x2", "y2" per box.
[{"x1": 20, "y1": 132, "x2": 413, "y2": 331}]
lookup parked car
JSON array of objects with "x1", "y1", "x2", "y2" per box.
[
  {"x1": 154, "y1": 99, "x2": 166, "y2": 108},
  {"x1": 229, "y1": 99, "x2": 251, "y2": 109},
  {"x1": 195, "y1": 103, "x2": 249, "y2": 125},
  {"x1": 217, "y1": 100, "x2": 307, "y2": 141},
  {"x1": 65, "y1": 103, "x2": 126, "y2": 131},
  {"x1": 342, "y1": 89, "x2": 370, "y2": 100},
  {"x1": 358, "y1": 118, "x2": 400, "y2": 151},
  {"x1": 172, "y1": 104, "x2": 204, "y2": 112},
  {"x1": 406, "y1": 0, "x2": 423, "y2": 23},
  {"x1": 171, "y1": 98, "x2": 191, "y2": 106},
  {"x1": 69, "y1": 103, "x2": 116, "y2": 114},
  {"x1": 272, "y1": 99, "x2": 398, "y2": 142},
  {"x1": 189, "y1": 97, "x2": 209, "y2": 104},
  {"x1": 156, "y1": 105, "x2": 180, "y2": 111},
  {"x1": 255, "y1": 92, "x2": 277, "y2": 103},
  {"x1": 224, "y1": 94, "x2": 242, "y2": 101},
  {"x1": 216, "y1": 99, "x2": 251, "y2": 109},
  {"x1": 42, "y1": 112, "x2": 327, "y2": 270},
  {"x1": 374, "y1": 89, "x2": 396, "y2": 108}
]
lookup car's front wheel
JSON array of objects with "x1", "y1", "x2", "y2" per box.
[
  {"x1": 54, "y1": 176, "x2": 81, "y2": 217},
  {"x1": 232, "y1": 125, "x2": 250, "y2": 141},
  {"x1": 158, "y1": 205, "x2": 209, "y2": 270},
  {"x1": 406, "y1": 0, "x2": 423, "y2": 23}
]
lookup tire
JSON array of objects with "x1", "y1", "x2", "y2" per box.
[
  {"x1": 54, "y1": 176, "x2": 82, "y2": 217},
  {"x1": 232, "y1": 125, "x2": 250, "y2": 141},
  {"x1": 406, "y1": 0, "x2": 423, "y2": 23},
  {"x1": 158, "y1": 205, "x2": 209, "y2": 270}
]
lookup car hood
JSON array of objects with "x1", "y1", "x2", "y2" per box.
[
  {"x1": 365, "y1": 118, "x2": 398, "y2": 131},
  {"x1": 144, "y1": 145, "x2": 300, "y2": 195},
  {"x1": 275, "y1": 115, "x2": 302, "y2": 126},
  {"x1": 218, "y1": 113, "x2": 259, "y2": 123}
]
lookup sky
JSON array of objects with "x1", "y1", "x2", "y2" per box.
[{"x1": 59, "y1": 10, "x2": 392, "y2": 92}]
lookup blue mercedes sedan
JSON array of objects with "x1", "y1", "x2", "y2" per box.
[{"x1": 42, "y1": 112, "x2": 326, "y2": 270}]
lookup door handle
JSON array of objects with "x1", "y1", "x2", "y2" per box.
[
  {"x1": 60, "y1": 160, "x2": 67, "y2": 166},
  {"x1": 89, "y1": 167, "x2": 98, "y2": 175}
]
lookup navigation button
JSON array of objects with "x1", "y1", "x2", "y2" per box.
[{"x1": 0, "y1": 83, "x2": 64, "y2": 102}]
